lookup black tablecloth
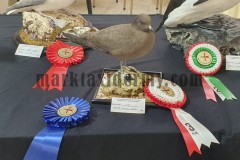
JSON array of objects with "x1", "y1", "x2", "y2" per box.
[{"x1": 0, "y1": 15, "x2": 240, "y2": 160}]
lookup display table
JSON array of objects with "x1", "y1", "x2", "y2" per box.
[{"x1": 0, "y1": 15, "x2": 240, "y2": 160}]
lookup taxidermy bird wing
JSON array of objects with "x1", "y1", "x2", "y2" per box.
[
  {"x1": 155, "y1": 0, "x2": 186, "y2": 32},
  {"x1": 63, "y1": 24, "x2": 137, "y2": 55},
  {"x1": 6, "y1": 0, "x2": 47, "y2": 14},
  {"x1": 155, "y1": 0, "x2": 212, "y2": 32},
  {"x1": 193, "y1": 0, "x2": 208, "y2": 6},
  {"x1": 164, "y1": 0, "x2": 240, "y2": 28}
]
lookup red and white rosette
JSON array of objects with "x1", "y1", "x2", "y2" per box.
[
  {"x1": 33, "y1": 41, "x2": 84, "y2": 91},
  {"x1": 144, "y1": 79, "x2": 187, "y2": 109},
  {"x1": 185, "y1": 42, "x2": 236, "y2": 102},
  {"x1": 145, "y1": 78, "x2": 219, "y2": 156}
]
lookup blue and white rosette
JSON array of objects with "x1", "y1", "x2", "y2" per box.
[{"x1": 24, "y1": 97, "x2": 90, "y2": 160}]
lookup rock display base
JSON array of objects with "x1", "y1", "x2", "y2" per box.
[
  {"x1": 165, "y1": 14, "x2": 240, "y2": 58},
  {"x1": 101, "y1": 66, "x2": 151, "y2": 98},
  {"x1": 18, "y1": 10, "x2": 88, "y2": 47}
]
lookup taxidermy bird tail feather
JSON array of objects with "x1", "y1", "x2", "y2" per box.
[
  {"x1": 4, "y1": 3, "x2": 20, "y2": 15},
  {"x1": 2, "y1": 11, "x2": 8, "y2": 15},
  {"x1": 155, "y1": 0, "x2": 186, "y2": 32},
  {"x1": 62, "y1": 32, "x2": 93, "y2": 48},
  {"x1": 4, "y1": 10, "x2": 17, "y2": 15}
]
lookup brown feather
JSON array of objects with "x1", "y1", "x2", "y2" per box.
[{"x1": 63, "y1": 14, "x2": 155, "y2": 60}]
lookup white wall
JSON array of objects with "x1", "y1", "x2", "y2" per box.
[
  {"x1": 0, "y1": 0, "x2": 240, "y2": 18},
  {"x1": 0, "y1": 0, "x2": 9, "y2": 14},
  {"x1": 224, "y1": 4, "x2": 240, "y2": 18}
]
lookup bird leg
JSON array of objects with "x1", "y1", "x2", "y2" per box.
[
  {"x1": 120, "y1": 60, "x2": 124, "y2": 74},
  {"x1": 120, "y1": 60, "x2": 128, "y2": 74},
  {"x1": 124, "y1": 60, "x2": 127, "y2": 67}
]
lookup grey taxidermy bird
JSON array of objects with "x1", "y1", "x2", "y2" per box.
[
  {"x1": 63, "y1": 14, "x2": 155, "y2": 72},
  {"x1": 155, "y1": 0, "x2": 240, "y2": 32},
  {"x1": 6, "y1": 0, "x2": 76, "y2": 15}
]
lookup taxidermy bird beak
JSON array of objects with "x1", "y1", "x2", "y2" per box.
[{"x1": 149, "y1": 25, "x2": 153, "y2": 31}]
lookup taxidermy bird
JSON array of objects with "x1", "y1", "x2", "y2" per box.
[
  {"x1": 155, "y1": 0, "x2": 240, "y2": 32},
  {"x1": 5, "y1": 0, "x2": 76, "y2": 15},
  {"x1": 63, "y1": 14, "x2": 155, "y2": 73}
]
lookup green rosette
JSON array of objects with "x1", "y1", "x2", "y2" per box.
[
  {"x1": 185, "y1": 43, "x2": 222, "y2": 76},
  {"x1": 186, "y1": 43, "x2": 236, "y2": 101}
]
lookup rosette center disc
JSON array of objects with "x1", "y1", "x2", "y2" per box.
[
  {"x1": 57, "y1": 105, "x2": 77, "y2": 117},
  {"x1": 185, "y1": 43, "x2": 222, "y2": 76},
  {"x1": 57, "y1": 48, "x2": 74, "y2": 59},
  {"x1": 197, "y1": 51, "x2": 213, "y2": 66},
  {"x1": 160, "y1": 86, "x2": 175, "y2": 97}
]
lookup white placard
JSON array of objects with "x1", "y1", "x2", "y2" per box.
[
  {"x1": 15, "y1": 44, "x2": 44, "y2": 58},
  {"x1": 226, "y1": 55, "x2": 240, "y2": 71},
  {"x1": 111, "y1": 98, "x2": 145, "y2": 114}
]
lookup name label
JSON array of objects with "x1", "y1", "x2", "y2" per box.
[
  {"x1": 111, "y1": 98, "x2": 145, "y2": 114},
  {"x1": 15, "y1": 44, "x2": 44, "y2": 58},
  {"x1": 226, "y1": 55, "x2": 240, "y2": 71}
]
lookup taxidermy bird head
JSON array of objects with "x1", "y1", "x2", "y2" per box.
[{"x1": 133, "y1": 14, "x2": 154, "y2": 32}]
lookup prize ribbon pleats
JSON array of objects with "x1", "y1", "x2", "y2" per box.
[
  {"x1": 185, "y1": 42, "x2": 236, "y2": 102},
  {"x1": 144, "y1": 78, "x2": 219, "y2": 156},
  {"x1": 24, "y1": 97, "x2": 90, "y2": 160},
  {"x1": 33, "y1": 41, "x2": 84, "y2": 91}
]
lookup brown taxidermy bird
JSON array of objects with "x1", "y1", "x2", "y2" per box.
[{"x1": 63, "y1": 14, "x2": 155, "y2": 72}]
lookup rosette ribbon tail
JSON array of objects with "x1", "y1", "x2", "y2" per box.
[
  {"x1": 171, "y1": 109, "x2": 219, "y2": 156},
  {"x1": 33, "y1": 66, "x2": 68, "y2": 91},
  {"x1": 24, "y1": 97, "x2": 90, "y2": 160},
  {"x1": 203, "y1": 76, "x2": 237, "y2": 101},
  {"x1": 171, "y1": 109, "x2": 201, "y2": 156},
  {"x1": 24, "y1": 126, "x2": 66, "y2": 160},
  {"x1": 201, "y1": 76, "x2": 217, "y2": 102},
  {"x1": 33, "y1": 41, "x2": 84, "y2": 91}
]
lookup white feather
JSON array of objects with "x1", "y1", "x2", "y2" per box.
[
  {"x1": 164, "y1": 0, "x2": 240, "y2": 27},
  {"x1": 6, "y1": 9, "x2": 17, "y2": 15}
]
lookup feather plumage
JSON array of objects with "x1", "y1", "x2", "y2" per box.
[{"x1": 155, "y1": 0, "x2": 240, "y2": 31}]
